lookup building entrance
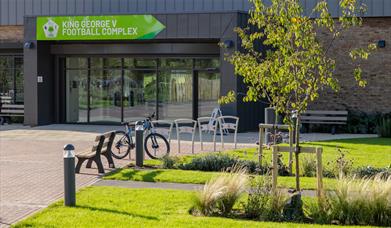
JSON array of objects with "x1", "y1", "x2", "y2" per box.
[{"x1": 63, "y1": 57, "x2": 220, "y2": 123}]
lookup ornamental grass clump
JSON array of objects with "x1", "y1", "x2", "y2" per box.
[
  {"x1": 191, "y1": 165, "x2": 248, "y2": 216},
  {"x1": 308, "y1": 174, "x2": 391, "y2": 226}
]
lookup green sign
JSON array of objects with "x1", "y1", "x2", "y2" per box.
[{"x1": 36, "y1": 15, "x2": 165, "y2": 41}]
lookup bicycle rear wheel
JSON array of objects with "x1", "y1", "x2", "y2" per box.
[
  {"x1": 112, "y1": 131, "x2": 132, "y2": 159},
  {"x1": 144, "y1": 133, "x2": 170, "y2": 159}
]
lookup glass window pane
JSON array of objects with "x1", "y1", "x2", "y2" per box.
[
  {"x1": 123, "y1": 70, "x2": 156, "y2": 122},
  {"x1": 198, "y1": 72, "x2": 220, "y2": 117},
  {"x1": 15, "y1": 68, "x2": 24, "y2": 104},
  {"x1": 0, "y1": 57, "x2": 11, "y2": 103},
  {"x1": 132, "y1": 59, "x2": 157, "y2": 69},
  {"x1": 90, "y1": 57, "x2": 103, "y2": 68},
  {"x1": 90, "y1": 69, "x2": 122, "y2": 123},
  {"x1": 66, "y1": 70, "x2": 88, "y2": 123},
  {"x1": 66, "y1": 57, "x2": 88, "y2": 69},
  {"x1": 195, "y1": 58, "x2": 220, "y2": 69},
  {"x1": 158, "y1": 70, "x2": 193, "y2": 120},
  {"x1": 104, "y1": 58, "x2": 122, "y2": 68},
  {"x1": 0, "y1": 56, "x2": 12, "y2": 68},
  {"x1": 90, "y1": 58, "x2": 122, "y2": 69},
  {"x1": 14, "y1": 57, "x2": 24, "y2": 104},
  {"x1": 123, "y1": 58, "x2": 134, "y2": 68},
  {"x1": 160, "y1": 58, "x2": 192, "y2": 68}
]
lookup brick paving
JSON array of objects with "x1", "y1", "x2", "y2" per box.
[{"x1": 0, "y1": 125, "x2": 249, "y2": 227}]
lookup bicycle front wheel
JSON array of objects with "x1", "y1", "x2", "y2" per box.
[
  {"x1": 144, "y1": 133, "x2": 170, "y2": 159},
  {"x1": 112, "y1": 131, "x2": 132, "y2": 159}
]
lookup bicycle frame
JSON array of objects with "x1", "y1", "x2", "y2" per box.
[{"x1": 124, "y1": 118, "x2": 155, "y2": 140}]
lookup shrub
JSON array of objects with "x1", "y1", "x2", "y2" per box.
[
  {"x1": 326, "y1": 148, "x2": 353, "y2": 178},
  {"x1": 243, "y1": 175, "x2": 288, "y2": 221},
  {"x1": 243, "y1": 176, "x2": 272, "y2": 219},
  {"x1": 179, "y1": 154, "x2": 260, "y2": 174},
  {"x1": 179, "y1": 154, "x2": 237, "y2": 172},
  {"x1": 347, "y1": 111, "x2": 379, "y2": 134},
  {"x1": 192, "y1": 166, "x2": 248, "y2": 216},
  {"x1": 161, "y1": 155, "x2": 178, "y2": 169},
  {"x1": 308, "y1": 175, "x2": 391, "y2": 226},
  {"x1": 276, "y1": 153, "x2": 290, "y2": 176},
  {"x1": 300, "y1": 155, "x2": 317, "y2": 177},
  {"x1": 352, "y1": 166, "x2": 391, "y2": 179},
  {"x1": 377, "y1": 115, "x2": 391, "y2": 138}
]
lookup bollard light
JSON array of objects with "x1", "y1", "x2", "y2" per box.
[
  {"x1": 63, "y1": 144, "x2": 76, "y2": 206},
  {"x1": 135, "y1": 121, "x2": 144, "y2": 167}
]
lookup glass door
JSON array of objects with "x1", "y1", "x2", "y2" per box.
[
  {"x1": 123, "y1": 70, "x2": 157, "y2": 122},
  {"x1": 65, "y1": 58, "x2": 88, "y2": 123},
  {"x1": 158, "y1": 58, "x2": 193, "y2": 120},
  {"x1": 123, "y1": 58, "x2": 157, "y2": 122},
  {"x1": 197, "y1": 71, "x2": 221, "y2": 117},
  {"x1": 195, "y1": 59, "x2": 221, "y2": 118},
  {"x1": 89, "y1": 58, "x2": 122, "y2": 123}
]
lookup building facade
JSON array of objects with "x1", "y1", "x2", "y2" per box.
[{"x1": 0, "y1": 0, "x2": 390, "y2": 131}]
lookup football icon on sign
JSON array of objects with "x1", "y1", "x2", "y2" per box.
[{"x1": 43, "y1": 19, "x2": 59, "y2": 38}]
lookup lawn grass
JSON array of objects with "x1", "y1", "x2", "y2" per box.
[
  {"x1": 144, "y1": 137, "x2": 391, "y2": 169},
  {"x1": 104, "y1": 168, "x2": 338, "y2": 190},
  {"x1": 14, "y1": 186, "x2": 374, "y2": 228},
  {"x1": 105, "y1": 137, "x2": 390, "y2": 190}
]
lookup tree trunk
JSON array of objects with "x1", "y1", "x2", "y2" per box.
[{"x1": 295, "y1": 114, "x2": 301, "y2": 192}]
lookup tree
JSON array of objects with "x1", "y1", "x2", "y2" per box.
[{"x1": 220, "y1": 0, "x2": 376, "y2": 191}]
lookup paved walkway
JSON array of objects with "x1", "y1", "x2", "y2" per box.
[
  {"x1": 93, "y1": 180, "x2": 317, "y2": 197},
  {"x1": 0, "y1": 124, "x2": 376, "y2": 226}
]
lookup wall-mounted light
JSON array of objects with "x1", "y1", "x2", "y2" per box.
[
  {"x1": 223, "y1": 40, "x2": 234, "y2": 49},
  {"x1": 378, "y1": 40, "x2": 386, "y2": 48},
  {"x1": 24, "y1": 41, "x2": 34, "y2": 49}
]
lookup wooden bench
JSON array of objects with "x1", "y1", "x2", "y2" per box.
[
  {"x1": 75, "y1": 131, "x2": 116, "y2": 174},
  {"x1": 0, "y1": 96, "x2": 12, "y2": 104},
  {"x1": 301, "y1": 110, "x2": 348, "y2": 134},
  {"x1": 0, "y1": 104, "x2": 24, "y2": 124}
]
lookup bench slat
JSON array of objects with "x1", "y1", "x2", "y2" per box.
[
  {"x1": 1, "y1": 104, "x2": 24, "y2": 109},
  {"x1": 303, "y1": 110, "x2": 348, "y2": 115},
  {"x1": 0, "y1": 110, "x2": 24, "y2": 114},
  {"x1": 301, "y1": 121, "x2": 347, "y2": 125},
  {"x1": 0, "y1": 114, "x2": 24, "y2": 117},
  {"x1": 301, "y1": 116, "x2": 347, "y2": 121}
]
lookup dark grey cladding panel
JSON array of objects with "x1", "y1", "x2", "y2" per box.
[
  {"x1": 1, "y1": 0, "x2": 390, "y2": 25},
  {"x1": 152, "y1": 13, "x2": 236, "y2": 39}
]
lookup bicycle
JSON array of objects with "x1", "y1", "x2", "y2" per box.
[{"x1": 112, "y1": 113, "x2": 170, "y2": 160}]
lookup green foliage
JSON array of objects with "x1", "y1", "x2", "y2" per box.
[
  {"x1": 243, "y1": 177, "x2": 272, "y2": 219},
  {"x1": 161, "y1": 155, "x2": 179, "y2": 169},
  {"x1": 221, "y1": 0, "x2": 376, "y2": 124},
  {"x1": 326, "y1": 148, "x2": 354, "y2": 179},
  {"x1": 307, "y1": 175, "x2": 391, "y2": 226},
  {"x1": 346, "y1": 111, "x2": 379, "y2": 134},
  {"x1": 243, "y1": 176, "x2": 289, "y2": 221},
  {"x1": 300, "y1": 155, "x2": 317, "y2": 177},
  {"x1": 377, "y1": 115, "x2": 391, "y2": 138},
  {"x1": 352, "y1": 166, "x2": 391, "y2": 179},
  {"x1": 178, "y1": 154, "x2": 260, "y2": 174}
]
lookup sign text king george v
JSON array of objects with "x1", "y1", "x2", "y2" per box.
[{"x1": 36, "y1": 15, "x2": 165, "y2": 41}]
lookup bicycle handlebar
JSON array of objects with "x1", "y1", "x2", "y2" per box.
[{"x1": 121, "y1": 112, "x2": 156, "y2": 126}]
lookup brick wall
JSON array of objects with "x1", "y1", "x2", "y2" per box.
[
  {"x1": 0, "y1": 26, "x2": 23, "y2": 43},
  {"x1": 309, "y1": 18, "x2": 391, "y2": 114}
]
